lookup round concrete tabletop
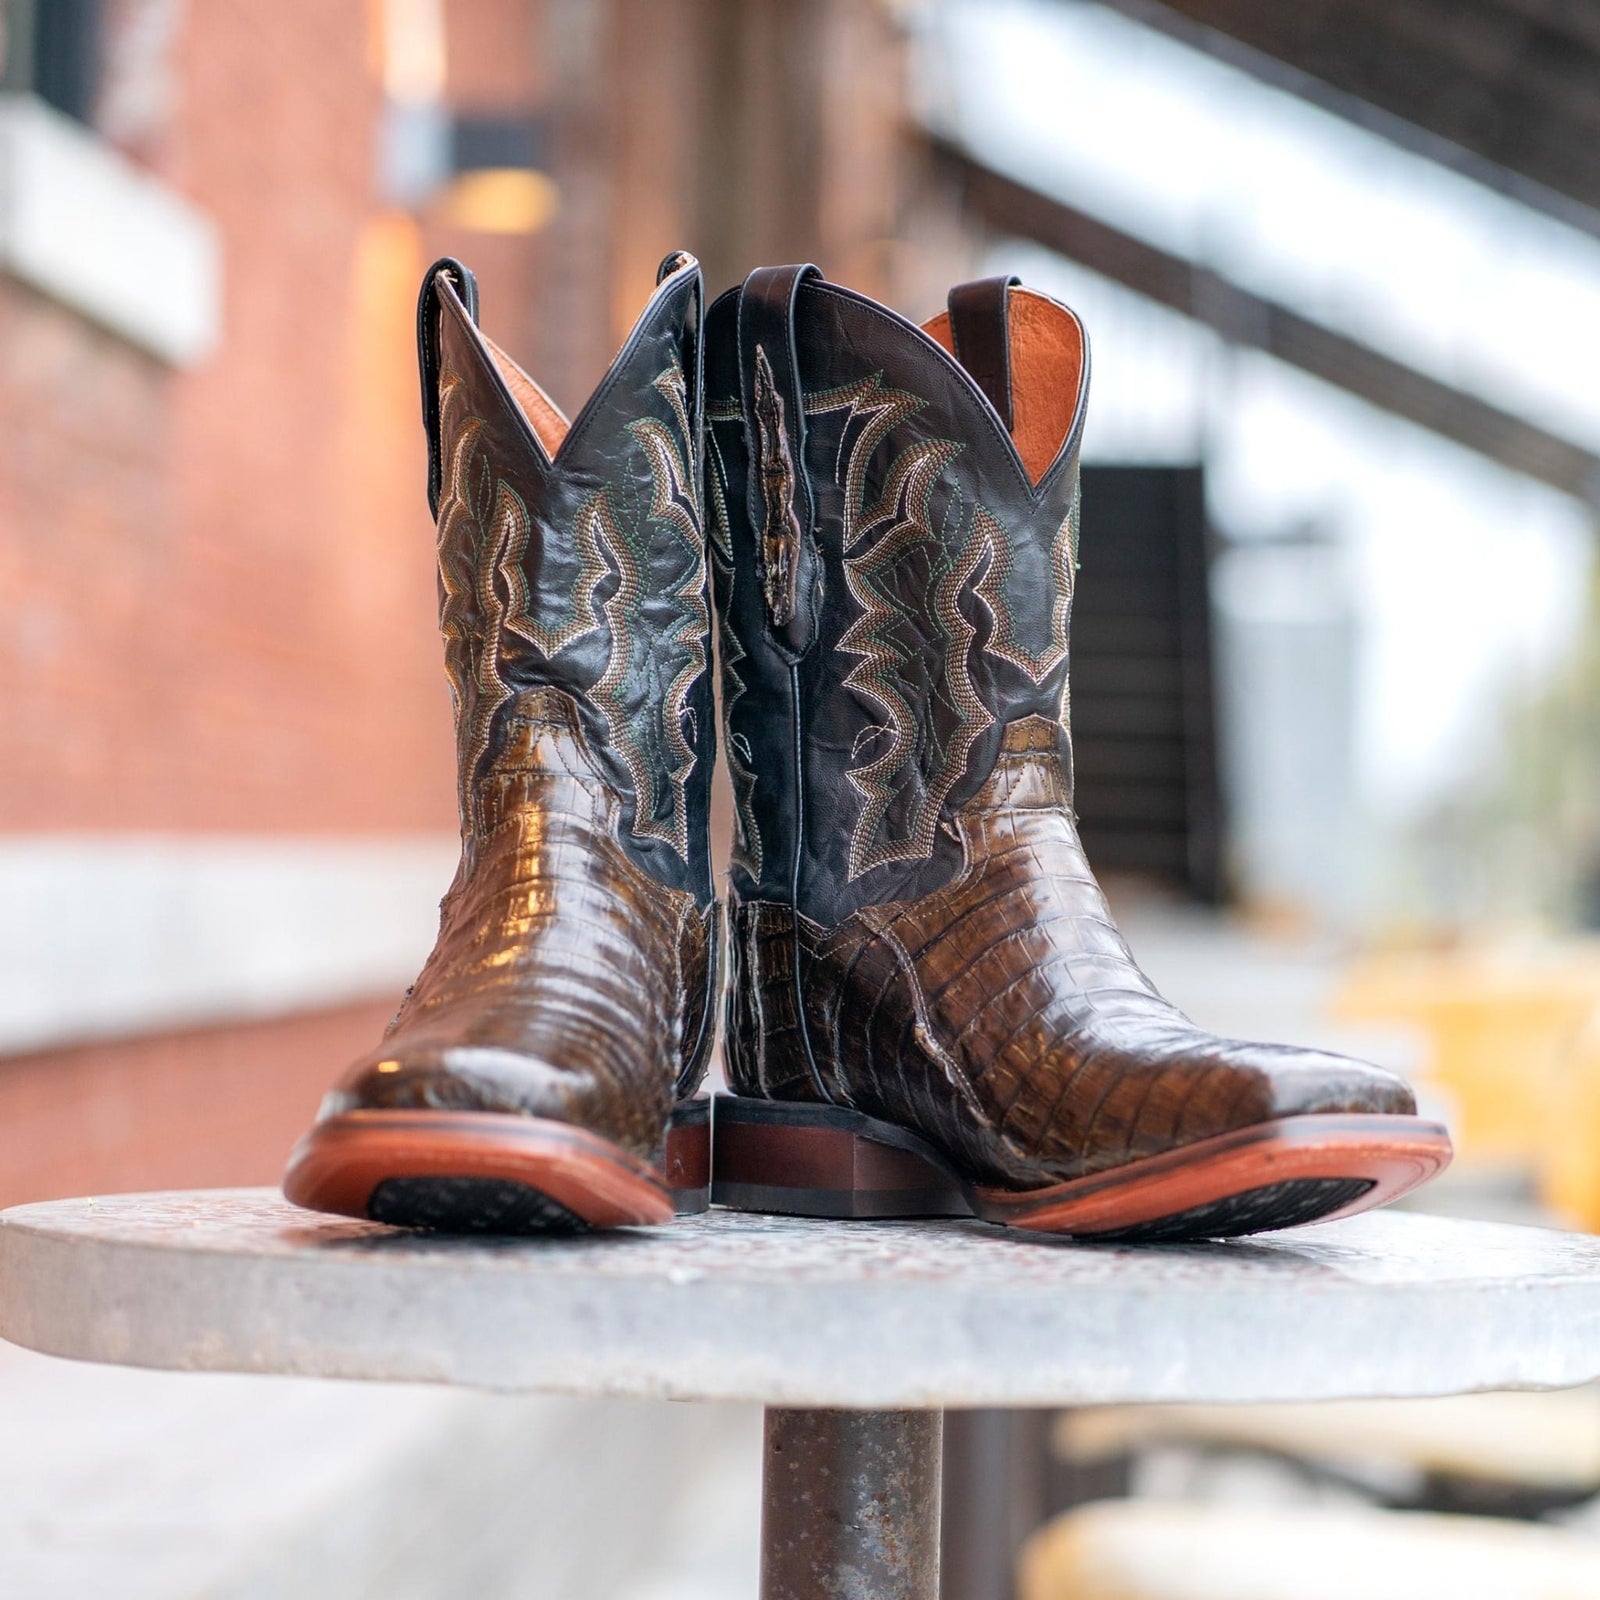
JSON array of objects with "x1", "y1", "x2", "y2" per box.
[{"x1": 3, "y1": 1190, "x2": 1599, "y2": 1408}]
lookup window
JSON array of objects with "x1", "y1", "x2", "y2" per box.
[{"x1": 1, "y1": 0, "x2": 102, "y2": 125}]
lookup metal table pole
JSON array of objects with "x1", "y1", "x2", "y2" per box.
[{"x1": 761, "y1": 1407, "x2": 944, "y2": 1600}]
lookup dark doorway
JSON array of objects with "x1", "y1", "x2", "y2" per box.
[{"x1": 1072, "y1": 465, "x2": 1223, "y2": 902}]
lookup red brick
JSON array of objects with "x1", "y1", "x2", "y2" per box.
[
  {"x1": 0, "y1": 1000, "x2": 401, "y2": 1208},
  {"x1": 0, "y1": 2, "x2": 456, "y2": 833}
]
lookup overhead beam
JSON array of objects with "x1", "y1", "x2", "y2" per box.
[
  {"x1": 931, "y1": 138, "x2": 1600, "y2": 506},
  {"x1": 1088, "y1": 0, "x2": 1600, "y2": 240}
]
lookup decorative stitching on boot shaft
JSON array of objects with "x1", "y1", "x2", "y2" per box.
[{"x1": 436, "y1": 343, "x2": 708, "y2": 861}]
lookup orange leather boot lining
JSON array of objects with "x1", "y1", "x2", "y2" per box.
[
  {"x1": 483, "y1": 330, "x2": 571, "y2": 456},
  {"x1": 924, "y1": 287, "x2": 1084, "y2": 484}
]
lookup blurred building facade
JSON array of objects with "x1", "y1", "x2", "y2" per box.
[{"x1": 0, "y1": 0, "x2": 922, "y2": 1206}]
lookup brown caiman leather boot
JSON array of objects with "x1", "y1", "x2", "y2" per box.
[
  {"x1": 284, "y1": 253, "x2": 718, "y2": 1233},
  {"x1": 704, "y1": 266, "x2": 1451, "y2": 1241}
]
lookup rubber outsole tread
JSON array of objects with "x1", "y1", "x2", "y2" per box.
[
  {"x1": 367, "y1": 1176, "x2": 590, "y2": 1235},
  {"x1": 1084, "y1": 1176, "x2": 1377, "y2": 1244}
]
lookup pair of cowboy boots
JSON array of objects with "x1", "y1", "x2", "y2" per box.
[{"x1": 283, "y1": 253, "x2": 1451, "y2": 1242}]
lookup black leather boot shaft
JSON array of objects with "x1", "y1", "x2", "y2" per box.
[
  {"x1": 705, "y1": 266, "x2": 1086, "y2": 925},
  {"x1": 426, "y1": 253, "x2": 717, "y2": 907}
]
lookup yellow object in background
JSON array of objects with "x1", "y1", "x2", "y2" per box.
[
  {"x1": 1544, "y1": 1002, "x2": 1600, "y2": 1231},
  {"x1": 1335, "y1": 947, "x2": 1600, "y2": 1171},
  {"x1": 436, "y1": 169, "x2": 560, "y2": 235}
]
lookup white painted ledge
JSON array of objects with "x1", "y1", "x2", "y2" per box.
[
  {"x1": 0, "y1": 834, "x2": 461, "y2": 1056},
  {"x1": 0, "y1": 94, "x2": 220, "y2": 364}
]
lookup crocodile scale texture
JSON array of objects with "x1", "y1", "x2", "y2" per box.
[
  {"x1": 328, "y1": 687, "x2": 715, "y2": 1158},
  {"x1": 724, "y1": 717, "x2": 1411, "y2": 1189}
]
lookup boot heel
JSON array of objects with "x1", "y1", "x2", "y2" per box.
[
  {"x1": 711, "y1": 1094, "x2": 972, "y2": 1220},
  {"x1": 664, "y1": 1098, "x2": 711, "y2": 1215}
]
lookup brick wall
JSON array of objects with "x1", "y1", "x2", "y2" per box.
[
  {"x1": 0, "y1": 0, "x2": 456, "y2": 835},
  {"x1": 0, "y1": 3, "x2": 458, "y2": 1204},
  {"x1": 0, "y1": 999, "x2": 402, "y2": 1208},
  {"x1": 0, "y1": 276, "x2": 174, "y2": 824}
]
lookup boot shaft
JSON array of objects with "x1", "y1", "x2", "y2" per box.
[
  {"x1": 418, "y1": 254, "x2": 716, "y2": 908},
  {"x1": 705, "y1": 266, "x2": 1088, "y2": 924}
]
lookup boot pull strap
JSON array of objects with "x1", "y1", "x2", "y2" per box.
[
  {"x1": 418, "y1": 256, "x2": 479, "y2": 519},
  {"x1": 738, "y1": 262, "x2": 822, "y2": 657},
  {"x1": 947, "y1": 274, "x2": 1021, "y2": 433},
  {"x1": 656, "y1": 249, "x2": 694, "y2": 285}
]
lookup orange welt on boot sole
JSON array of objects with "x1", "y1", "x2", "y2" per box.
[
  {"x1": 710, "y1": 1094, "x2": 1452, "y2": 1243},
  {"x1": 283, "y1": 1099, "x2": 709, "y2": 1233}
]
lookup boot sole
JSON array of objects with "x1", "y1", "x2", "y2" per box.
[
  {"x1": 283, "y1": 1098, "x2": 709, "y2": 1233},
  {"x1": 710, "y1": 1094, "x2": 1452, "y2": 1242}
]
